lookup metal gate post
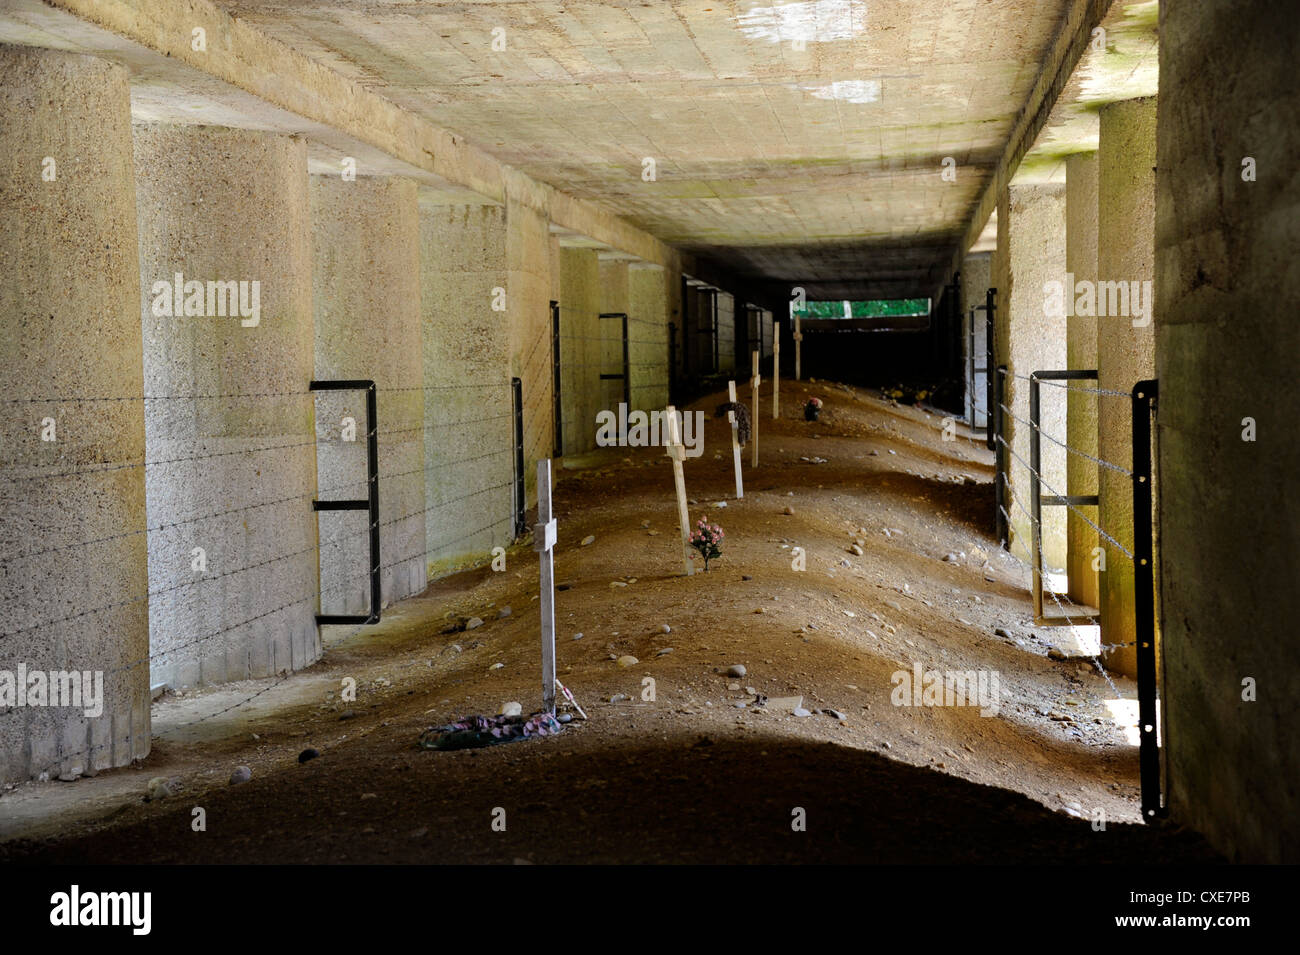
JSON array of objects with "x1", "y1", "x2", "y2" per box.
[
  {"x1": 1132, "y1": 378, "x2": 1165, "y2": 820},
  {"x1": 511, "y1": 376, "x2": 525, "y2": 539},
  {"x1": 710, "y1": 289, "x2": 719, "y2": 374},
  {"x1": 551, "y1": 301, "x2": 562, "y2": 457},
  {"x1": 994, "y1": 364, "x2": 1007, "y2": 545},
  {"x1": 668, "y1": 321, "x2": 677, "y2": 405},
  {"x1": 1029, "y1": 373, "x2": 1044, "y2": 620},
  {"x1": 310, "y1": 379, "x2": 381, "y2": 626},
  {"x1": 621, "y1": 312, "x2": 631, "y2": 409},
  {"x1": 985, "y1": 288, "x2": 997, "y2": 451}
]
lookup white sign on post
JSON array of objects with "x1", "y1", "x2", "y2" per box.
[
  {"x1": 664, "y1": 405, "x2": 695, "y2": 576},
  {"x1": 727, "y1": 380, "x2": 743, "y2": 499},
  {"x1": 534, "y1": 458, "x2": 558, "y2": 713}
]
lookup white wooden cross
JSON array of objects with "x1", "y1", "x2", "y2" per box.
[
  {"x1": 664, "y1": 405, "x2": 695, "y2": 576},
  {"x1": 772, "y1": 319, "x2": 780, "y2": 419},
  {"x1": 534, "y1": 458, "x2": 558, "y2": 713},
  {"x1": 750, "y1": 351, "x2": 761, "y2": 468},
  {"x1": 727, "y1": 380, "x2": 744, "y2": 499}
]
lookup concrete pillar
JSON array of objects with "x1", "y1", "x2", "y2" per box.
[
  {"x1": 960, "y1": 252, "x2": 992, "y2": 426},
  {"x1": 418, "y1": 200, "x2": 513, "y2": 574},
  {"x1": 716, "y1": 291, "x2": 736, "y2": 374},
  {"x1": 133, "y1": 124, "x2": 319, "y2": 689},
  {"x1": 559, "y1": 246, "x2": 600, "y2": 455},
  {"x1": 629, "y1": 264, "x2": 671, "y2": 412},
  {"x1": 992, "y1": 183, "x2": 1068, "y2": 567},
  {"x1": 310, "y1": 175, "x2": 425, "y2": 619},
  {"x1": 1065, "y1": 151, "x2": 1101, "y2": 609},
  {"x1": 1097, "y1": 98, "x2": 1157, "y2": 677},
  {"x1": 506, "y1": 197, "x2": 553, "y2": 493},
  {"x1": 0, "y1": 46, "x2": 149, "y2": 783},
  {"x1": 1156, "y1": 0, "x2": 1300, "y2": 860},
  {"x1": 599, "y1": 257, "x2": 630, "y2": 420}
]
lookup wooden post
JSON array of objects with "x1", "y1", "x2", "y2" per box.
[
  {"x1": 664, "y1": 406, "x2": 694, "y2": 576},
  {"x1": 772, "y1": 319, "x2": 780, "y2": 419},
  {"x1": 534, "y1": 459, "x2": 558, "y2": 713},
  {"x1": 750, "y1": 350, "x2": 761, "y2": 468},
  {"x1": 727, "y1": 380, "x2": 744, "y2": 499},
  {"x1": 794, "y1": 316, "x2": 802, "y2": 381}
]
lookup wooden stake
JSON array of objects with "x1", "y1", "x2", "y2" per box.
[
  {"x1": 750, "y1": 351, "x2": 761, "y2": 468},
  {"x1": 772, "y1": 319, "x2": 780, "y2": 419},
  {"x1": 664, "y1": 405, "x2": 694, "y2": 576},
  {"x1": 534, "y1": 459, "x2": 558, "y2": 713},
  {"x1": 727, "y1": 380, "x2": 744, "y2": 499}
]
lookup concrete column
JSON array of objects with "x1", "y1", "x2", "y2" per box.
[
  {"x1": 1157, "y1": 0, "x2": 1299, "y2": 862},
  {"x1": 506, "y1": 197, "x2": 553, "y2": 493},
  {"x1": 629, "y1": 264, "x2": 671, "y2": 412},
  {"x1": 1097, "y1": 98, "x2": 1157, "y2": 677},
  {"x1": 992, "y1": 183, "x2": 1068, "y2": 567},
  {"x1": 310, "y1": 175, "x2": 425, "y2": 619},
  {"x1": 559, "y1": 246, "x2": 600, "y2": 455},
  {"x1": 599, "y1": 257, "x2": 630, "y2": 420},
  {"x1": 0, "y1": 46, "x2": 149, "y2": 783},
  {"x1": 716, "y1": 291, "x2": 737, "y2": 374},
  {"x1": 960, "y1": 252, "x2": 992, "y2": 426},
  {"x1": 1065, "y1": 152, "x2": 1101, "y2": 609},
  {"x1": 418, "y1": 200, "x2": 513, "y2": 575},
  {"x1": 134, "y1": 124, "x2": 319, "y2": 689}
]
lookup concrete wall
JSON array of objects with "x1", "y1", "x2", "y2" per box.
[
  {"x1": 993, "y1": 183, "x2": 1068, "y2": 567},
  {"x1": 629, "y1": 265, "x2": 671, "y2": 412},
  {"x1": 0, "y1": 46, "x2": 150, "y2": 783},
  {"x1": 1097, "y1": 97, "x2": 1157, "y2": 678},
  {"x1": 1065, "y1": 151, "x2": 1101, "y2": 610},
  {"x1": 1155, "y1": 0, "x2": 1299, "y2": 862},
  {"x1": 311, "y1": 175, "x2": 425, "y2": 618},
  {"x1": 418, "y1": 200, "x2": 514, "y2": 573},
  {"x1": 559, "y1": 247, "x2": 600, "y2": 455},
  {"x1": 134, "y1": 124, "x2": 320, "y2": 690}
]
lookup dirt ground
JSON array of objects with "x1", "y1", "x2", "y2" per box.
[{"x1": 0, "y1": 381, "x2": 1219, "y2": 864}]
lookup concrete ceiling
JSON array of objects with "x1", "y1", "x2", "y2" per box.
[
  {"x1": 211, "y1": 0, "x2": 1078, "y2": 298},
  {"x1": 1014, "y1": 0, "x2": 1158, "y2": 184}
]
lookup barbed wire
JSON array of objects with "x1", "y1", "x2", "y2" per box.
[
  {"x1": 995, "y1": 429, "x2": 1135, "y2": 561},
  {"x1": 996, "y1": 400, "x2": 1134, "y2": 477},
  {"x1": 9, "y1": 500, "x2": 516, "y2": 781}
]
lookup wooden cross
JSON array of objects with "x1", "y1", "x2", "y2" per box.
[
  {"x1": 772, "y1": 319, "x2": 780, "y2": 419},
  {"x1": 534, "y1": 458, "x2": 558, "y2": 713},
  {"x1": 727, "y1": 380, "x2": 744, "y2": 499},
  {"x1": 664, "y1": 405, "x2": 694, "y2": 576},
  {"x1": 750, "y1": 350, "x2": 760, "y2": 468}
]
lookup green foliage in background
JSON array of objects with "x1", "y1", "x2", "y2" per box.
[{"x1": 797, "y1": 299, "x2": 929, "y2": 318}]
